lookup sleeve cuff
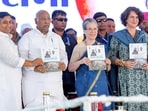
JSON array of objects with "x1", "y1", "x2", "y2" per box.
[{"x1": 17, "y1": 58, "x2": 25, "y2": 68}]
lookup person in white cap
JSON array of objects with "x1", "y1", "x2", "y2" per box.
[{"x1": 20, "y1": 23, "x2": 33, "y2": 36}]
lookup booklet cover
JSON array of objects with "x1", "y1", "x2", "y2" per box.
[
  {"x1": 129, "y1": 43, "x2": 147, "y2": 69},
  {"x1": 41, "y1": 48, "x2": 60, "y2": 72},
  {"x1": 44, "y1": 62, "x2": 59, "y2": 72},
  {"x1": 87, "y1": 45, "x2": 106, "y2": 70}
]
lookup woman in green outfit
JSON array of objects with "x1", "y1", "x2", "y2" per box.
[{"x1": 109, "y1": 6, "x2": 148, "y2": 111}]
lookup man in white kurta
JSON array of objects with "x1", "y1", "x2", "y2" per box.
[
  {"x1": 18, "y1": 10, "x2": 68, "y2": 108},
  {"x1": 0, "y1": 11, "x2": 25, "y2": 111},
  {"x1": 0, "y1": 31, "x2": 25, "y2": 111},
  {"x1": 0, "y1": 12, "x2": 44, "y2": 111}
]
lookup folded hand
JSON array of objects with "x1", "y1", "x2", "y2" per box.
[
  {"x1": 32, "y1": 58, "x2": 44, "y2": 66},
  {"x1": 34, "y1": 65, "x2": 46, "y2": 73}
]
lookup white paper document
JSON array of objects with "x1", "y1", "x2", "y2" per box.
[
  {"x1": 87, "y1": 45, "x2": 106, "y2": 70},
  {"x1": 129, "y1": 43, "x2": 147, "y2": 69},
  {"x1": 41, "y1": 48, "x2": 60, "y2": 72}
]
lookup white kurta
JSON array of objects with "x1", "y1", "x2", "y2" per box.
[
  {"x1": 0, "y1": 32, "x2": 25, "y2": 111},
  {"x1": 18, "y1": 29, "x2": 68, "y2": 108}
]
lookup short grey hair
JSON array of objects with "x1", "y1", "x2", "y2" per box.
[{"x1": 82, "y1": 18, "x2": 98, "y2": 30}]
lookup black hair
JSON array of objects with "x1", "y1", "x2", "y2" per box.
[
  {"x1": 93, "y1": 12, "x2": 107, "y2": 20},
  {"x1": 107, "y1": 18, "x2": 114, "y2": 22},
  {"x1": 121, "y1": 6, "x2": 143, "y2": 26},
  {"x1": 10, "y1": 15, "x2": 16, "y2": 20},
  {"x1": 65, "y1": 28, "x2": 77, "y2": 35},
  {"x1": 52, "y1": 10, "x2": 67, "y2": 19},
  {"x1": 0, "y1": 11, "x2": 11, "y2": 19}
]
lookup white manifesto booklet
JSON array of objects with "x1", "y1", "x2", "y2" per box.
[
  {"x1": 129, "y1": 43, "x2": 147, "y2": 69},
  {"x1": 87, "y1": 45, "x2": 106, "y2": 70},
  {"x1": 41, "y1": 48, "x2": 60, "y2": 72}
]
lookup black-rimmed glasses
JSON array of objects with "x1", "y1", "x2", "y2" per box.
[{"x1": 54, "y1": 18, "x2": 68, "y2": 22}]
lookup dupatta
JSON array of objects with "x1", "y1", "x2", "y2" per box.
[{"x1": 113, "y1": 29, "x2": 147, "y2": 46}]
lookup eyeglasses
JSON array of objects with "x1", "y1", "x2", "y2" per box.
[
  {"x1": 96, "y1": 18, "x2": 107, "y2": 23},
  {"x1": 54, "y1": 18, "x2": 68, "y2": 22}
]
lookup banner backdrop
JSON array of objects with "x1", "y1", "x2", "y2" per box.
[{"x1": 0, "y1": 0, "x2": 148, "y2": 37}]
